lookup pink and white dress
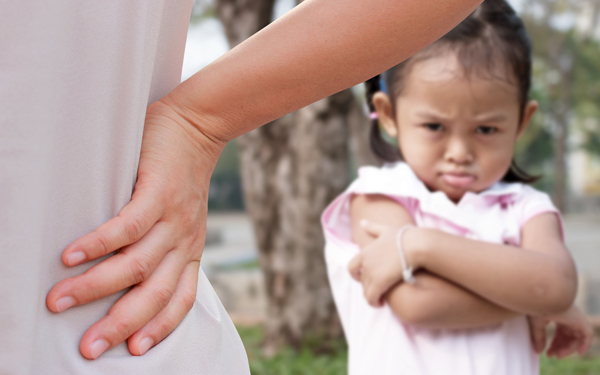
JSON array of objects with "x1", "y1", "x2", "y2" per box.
[{"x1": 321, "y1": 162, "x2": 561, "y2": 375}]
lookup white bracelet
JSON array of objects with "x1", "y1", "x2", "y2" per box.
[{"x1": 396, "y1": 225, "x2": 415, "y2": 284}]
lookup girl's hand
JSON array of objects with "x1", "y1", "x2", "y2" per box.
[
  {"x1": 348, "y1": 220, "x2": 418, "y2": 307},
  {"x1": 529, "y1": 305, "x2": 594, "y2": 358},
  {"x1": 46, "y1": 100, "x2": 225, "y2": 359}
]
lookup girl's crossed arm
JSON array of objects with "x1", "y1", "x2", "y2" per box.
[
  {"x1": 350, "y1": 193, "x2": 592, "y2": 356},
  {"x1": 349, "y1": 194, "x2": 577, "y2": 317},
  {"x1": 350, "y1": 194, "x2": 519, "y2": 330}
]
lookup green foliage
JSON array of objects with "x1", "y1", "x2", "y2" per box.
[
  {"x1": 208, "y1": 140, "x2": 245, "y2": 211},
  {"x1": 514, "y1": 84, "x2": 556, "y2": 192},
  {"x1": 517, "y1": 3, "x2": 600, "y2": 196}
]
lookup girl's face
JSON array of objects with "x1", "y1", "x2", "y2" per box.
[{"x1": 374, "y1": 53, "x2": 538, "y2": 203}]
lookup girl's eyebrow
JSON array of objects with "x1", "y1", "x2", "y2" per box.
[
  {"x1": 414, "y1": 109, "x2": 448, "y2": 119},
  {"x1": 474, "y1": 113, "x2": 508, "y2": 123}
]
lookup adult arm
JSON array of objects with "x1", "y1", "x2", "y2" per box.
[
  {"x1": 351, "y1": 194, "x2": 519, "y2": 330},
  {"x1": 47, "y1": 0, "x2": 484, "y2": 359}
]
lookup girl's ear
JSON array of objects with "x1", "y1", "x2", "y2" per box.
[
  {"x1": 373, "y1": 92, "x2": 398, "y2": 138},
  {"x1": 517, "y1": 100, "x2": 538, "y2": 139}
]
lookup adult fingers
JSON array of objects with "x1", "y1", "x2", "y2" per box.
[
  {"x1": 348, "y1": 254, "x2": 363, "y2": 281},
  {"x1": 61, "y1": 187, "x2": 164, "y2": 267},
  {"x1": 360, "y1": 220, "x2": 386, "y2": 238},
  {"x1": 127, "y1": 261, "x2": 200, "y2": 355},
  {"x1": 47, "y1": 223, "x2": 174, "y2": 312},
  {"x1": 78, "y1": 249, "x2": 187, "y2": 359}
]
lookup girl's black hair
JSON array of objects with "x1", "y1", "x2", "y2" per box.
[{"x1": 367, "y1": 0, "x2": 539, "y2": 184}]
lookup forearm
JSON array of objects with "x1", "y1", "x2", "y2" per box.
[
  {"x1": 165, "y1": 0, "x2": 482, "y2": 141},
  {"x1": 386, "y1": 271, "x2": 519, "y2": 330},
  {"x1": 408, "y1": 228, "x2": 577, "y2": 316}
]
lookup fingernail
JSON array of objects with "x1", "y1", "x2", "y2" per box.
[
  {"x1": 55, "y1": 296, "x2": 76, "y2": 312},
  {"x1": 67, "y1": 251, "x2": 86, "y2": 266},
  {"x1": 91, "y1": 339, "x2": 109, "y2": 359},
  {"x1": 138, "y1": 337, "x2": 154, "y2": 355}
]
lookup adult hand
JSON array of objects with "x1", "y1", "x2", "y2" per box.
[
  {"x1": 348, "y1": 220, "x2": 417, "y2": 307},
  {"x1": 46, "y1": 99, "x2": 225, "y2": 359},
  {"x1": 528, "y1": 305, "x2": 593, "y2": 358}
]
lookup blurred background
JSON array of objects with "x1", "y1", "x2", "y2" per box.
[{"x1": 184, "y1": 0, "x2": 600, "y2": 373}]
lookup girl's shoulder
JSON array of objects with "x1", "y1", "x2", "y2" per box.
[
  {"x1": 349, "y1": 161, "x2": 428, "y2": 198},
  {"x1": 493, "y1": 181, "x2": 562, "y2": 232}
]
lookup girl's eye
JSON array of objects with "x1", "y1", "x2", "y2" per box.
[
  {"x1": 424, "y1": 123, "x2": 443, "y2": 132},
  {"x1": 476, "y1": 126, "x2": 497, "y2": 135}
]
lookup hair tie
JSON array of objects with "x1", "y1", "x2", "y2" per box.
[{"x1": 369, "y1": 112, "x2": 379, "y2": 120}]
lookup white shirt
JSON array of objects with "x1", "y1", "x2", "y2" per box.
[{"x1": 0, "y1": 2, "x2": 249, "y2": 374}]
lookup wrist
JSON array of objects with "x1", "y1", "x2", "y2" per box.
[
  {"x1": 403, "y1": 227, "x2": 434, "y2": 270},
  {"x1": 152, "y1": 96, "x2": 227, "y2": 166}
]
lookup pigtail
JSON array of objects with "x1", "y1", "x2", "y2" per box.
[
  {"x1": 502, "y1": 160, "x2": 540, "y2": 183},
  {"x1": 365, "y1": 75, "x2": 402, "y2": 162}
]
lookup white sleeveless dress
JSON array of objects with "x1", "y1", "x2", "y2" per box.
[
  {"x1": 322, "y1": 162, "x2": 561, "y2": 375},
  {"x1": 0, "y1": 2, "x2": 249, "y2": 374}
]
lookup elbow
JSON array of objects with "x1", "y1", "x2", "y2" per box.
[
  {"x1": 387, "y1": 285, "x2": 434, "y2": 326},
  {"x1": 533, "y1": 265, "x2": 577, "y2": 315}
]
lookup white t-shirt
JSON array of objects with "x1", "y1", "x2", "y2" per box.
[
  {"x1": 0, "y1": 2, "x2": 249, "y2": 374},
  {"x1": 322, "y1": 162, "x2": 561, "y2": 375}
]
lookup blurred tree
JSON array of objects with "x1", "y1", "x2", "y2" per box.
[
  {"x1": 208, "y1": 141, "x2": 244, "y2": 210},
  {"x1": 215, "y1": 0, "x2": 374, "y2": 353},
  {"x1": 521, "y1": 0, "x2": 600, "y2": 210}
]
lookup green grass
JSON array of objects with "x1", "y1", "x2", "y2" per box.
[
  {"x1": 238, "y1": 325, "x2": 600, "y2": 375},
  {"x1": 540, "y1": 355, "x2": 600, "y2": 375},
  {"x1": 238, "y1": 326, "x2": 347, "y2": 375}
]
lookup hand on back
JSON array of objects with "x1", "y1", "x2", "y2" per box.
[{"x1": 45, "y1": 99, "x2": 225, "y2": 359}]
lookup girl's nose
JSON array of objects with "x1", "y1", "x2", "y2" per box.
[{"x1": 444, "y1": 136, "x2": 474, "y2": 165}]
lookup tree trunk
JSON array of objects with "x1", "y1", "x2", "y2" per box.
[{"x1": 216, "y1": 0, "x2": 370, "y2": 352}]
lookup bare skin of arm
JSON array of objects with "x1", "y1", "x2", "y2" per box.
[
  {"x1": 350, "y1": 199, "x2": 577, "y2": 316},
  {"x1": 351, "y1": 194, "x2": 518, "y2": 330},
  {"x1": 48, "y1": 0, "x2": 484, "y2": 359},
  {"x1": 404, "y1": 214, "x2": 577, "y2": 315},
  {"x1": 165, "y1": 0, "x2": 484, "y2": 143}
]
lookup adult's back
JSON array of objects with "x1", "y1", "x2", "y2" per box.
[{"x1": 0, "y1": 2, "x2": 248, "y2": 373}]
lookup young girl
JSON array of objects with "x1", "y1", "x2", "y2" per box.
[{"x1": 321, "y1": 1, "x2": 593, "y2": 374}]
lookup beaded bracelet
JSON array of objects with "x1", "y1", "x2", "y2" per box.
[{"x1": 396, "y1": 225, "x2": 416, "y2": 284}]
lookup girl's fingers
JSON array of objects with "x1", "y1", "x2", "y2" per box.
[
  {"x1": 556, "y1": 336, "x2": 579, "y2": 358},
  {"x1": 61, "y1": 187, "x2": 164, "y2": 267},
  {"x1": 547, "y1": 328, "x2": 576, "y2": 358},
  {"x1": 579, "y1": 325, "x2": 594, "y2": 355},
  {"x1": 78, "y1": 249, "x2": 188, "y2": 360},
  {"x1": 348, "y1": 254, "x2": 363, "y2": 281},
  {"x1": 360, "y1": 220, "x2": 386, "y2": 237},
  {"x1": 127, "y1": 261, "x2": 200, "y2": 356},
  {"x1": 363, "y1": 275, "x2": 384, "y2": 307},
  {"x1": 47, "y1": 223, "x2": 174, "y2": 312},
  {"x1": 528, "y1": 318, "x2": 547, "y2": 353}
]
